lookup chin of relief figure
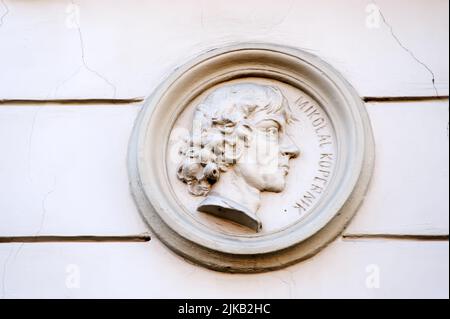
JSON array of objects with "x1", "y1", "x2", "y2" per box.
[{"x1": 177, "y1": 83, "x2": 300, "y2": 231}]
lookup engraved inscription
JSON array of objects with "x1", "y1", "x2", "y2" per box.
[
  {"x1": 295, "y1": 97, "x2": 333, "y2": 148},
  {"x1": 294, "y1": 97, "x2": 335, "y2": 213}
]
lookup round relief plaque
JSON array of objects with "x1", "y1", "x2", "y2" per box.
[{"x1": 128, "y1": 43, "x2": 375, "y2": 273}]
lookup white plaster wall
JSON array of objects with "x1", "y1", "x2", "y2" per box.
[{"x1": 0, "y1": 0, "x2": 448, "y2": 298}]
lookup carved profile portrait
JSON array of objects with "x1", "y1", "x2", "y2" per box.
[{"x1": 177, "y1": 83, "x2": 300, "y2": 231}]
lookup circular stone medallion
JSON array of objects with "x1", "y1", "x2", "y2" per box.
[{"x1": 128, "y1": 43, "x2": 375, "y2": 273}]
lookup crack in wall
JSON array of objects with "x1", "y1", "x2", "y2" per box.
[
  {"x1": 200, "y1": 0, "x2": 295, "y2": 34},
  {"x1": 266, "y1": 0, "x2": 295, "y2": 35},
  {"x1": 270, "y1": 268, "x2": 295, "y2": 298},
  {"x1": 0, "y1": 0, "x2": 9, "y2": 28},
  {"x1": 74, "y1": 21, "x2": 117, "y2": 98},
  {"x1": 37, "y1": 177, "x2": 57, "y2": 236},
  {"x1": 200, "y1": 0, "x2": 205, "y2": 29},
  {"x1": 12, "y1": 243, "x2": 24, "y2": 263},
  {"x1": 56, "y1": 0, "x2": 117, "y2": 98},
  {"x1": 1, "y1": 247, "x2": 14, "y2": 299},
  {"x1": 26, "y1": 108, "x2": 57, "y2": 235},
  {"x1": 2, "y1": 178, "x2": 57, "y2": 297},
  {"x1": 373, "y1": 1, "x2": 440, "y2": 96},
  {"x1": 27, "y1": 107, "x2": 42, "y2": 183},
  {"x1": 3, "y1": 107, "x2": 52, "y2": 298},
  {"x1": 52, "y1": 66, "x2": 82, "y2": 99},
  {"x1": 278, "y1": 276, "x2": 293, "y2": 298}
]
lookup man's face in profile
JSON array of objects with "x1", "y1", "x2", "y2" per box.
[{"x1": 234, "y1": 111, "x2": 299, "y2": 193}]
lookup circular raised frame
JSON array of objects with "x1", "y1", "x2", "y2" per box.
[{"x1": 128, "y1": 43, "x2": 375, "y2": 273}]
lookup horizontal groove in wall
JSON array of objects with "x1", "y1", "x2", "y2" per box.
[
  {"x1": 343, "y1": 234, "x2": 449, "y2": 241},
  {"x1": 363, "y1": 96, "x2": 449, "y2": 103},
  {"x1": 0, "y1": 96, "x2": 447, "y2": 105},
  {"x1": 0, "y1": 98, "x2": 145, "y2": 105},
  {"x1": 0, "y1": 234, "x2": 151, "y2": 243},
  {"x1": 1, "y1": 234, "x2": 447, "y2": 243}
]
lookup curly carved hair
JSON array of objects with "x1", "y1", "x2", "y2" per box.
[{"x1": 177, "y1": 83, "x2": 294, "y2": 196}]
